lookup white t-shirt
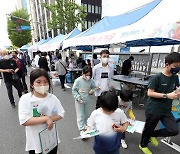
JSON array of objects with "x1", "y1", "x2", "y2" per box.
[
  {"x1": 92, "y1": 63, "x2": 114, "y2": 96},
  {"x1": 118, "y1": 97, "x2": 133, "y2": 113},
  {"x1": 87, "y1": 108, "x2": 127, "y2": 136},
  {"x1": 18, "y1": 93, "x2": 65, "y2": 153},
  {"x1": 34, "y1": 55, "x2": 40, "y2": 68}
]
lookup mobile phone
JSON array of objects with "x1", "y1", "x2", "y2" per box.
[{"x1": 112, "y1": 124, "x2": 118, "y2": 128}]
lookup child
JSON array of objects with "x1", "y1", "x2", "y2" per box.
[
  {"x1": 72, "y1": 65, "x2": 96, "y2": 135},
  {"x1": 87, "y1": 90, "x2": 128, "y2": 154},
  {"x1": 118, "y1": 85, "x2": 135, "y2": 149},
  {"x1": 18, "y1": 68, "x2": 65, "y2": 154},
  {"x1": 139, "y1": 52, "x2": 180, "y2": 154}
]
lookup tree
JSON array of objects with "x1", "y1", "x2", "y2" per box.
[
  {"x1": 42, "y1": 0, "x2": 87, "y2": 34},
  {"x1": 7, "y1": 9, "x2": 32, "y2": 48}
]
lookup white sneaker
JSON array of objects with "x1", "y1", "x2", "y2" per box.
[
  {"x1": 80, "y1": 130, "x2": 85, "y2": 136},
  {"x1": 121, "y1": 139, "x2": 128, "y2": 149}
]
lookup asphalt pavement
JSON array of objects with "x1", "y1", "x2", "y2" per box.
[{"x1": 0, "y1": 71, "x2": 179, "y2": 154}]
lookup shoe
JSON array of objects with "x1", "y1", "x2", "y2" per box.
[
  {"x1": 62, "y1": 88, "x2": 66, "y2": 91},
  {"x1": 11, "y1": 104, "x2": 16, "y2": 108},
  {"x1": 80, "y1": 130, "x2": 85, "y2": 136},
  {"x1": 150, "y1": 137, "x2": 158, "y2": 146},
  {"x1": 139, "y1": 145, "x2": 152, "y2": 154},
  {"x1": 121, "y1": 139, "x2": 128, "y2": 149}
]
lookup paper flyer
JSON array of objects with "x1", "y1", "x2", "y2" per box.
[
  {"x1": 126, "y1": 119, "x2": 145, "y2": 134},
  {"x1": 39, "y1": 123, "x2": 58, "y2": 154},
  {"x1": 73, "y1": 130, "x2": 110, "y2": 139}
]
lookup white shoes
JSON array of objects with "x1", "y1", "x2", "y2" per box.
[{"x1": 121, "y1": 139, "x2": 128, "y2": 149}]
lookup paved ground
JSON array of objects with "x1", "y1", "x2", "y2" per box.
[{"x1": 0, "y1": 70, "x2": 179, "y2": 154}]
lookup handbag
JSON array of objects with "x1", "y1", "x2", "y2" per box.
[
  {"x1": 12, "y1": 73, "x2": 19, "y2": 81},
  {"x1": 59, "y1": 61, "x2": 68, "y2": 74}
]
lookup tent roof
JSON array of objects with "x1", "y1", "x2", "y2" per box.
[
  {"x1": 44, "y1": 34, "x2": 65, "y2": 44},
  {"x1": 78, "y1": 0, "x2": 161, "y2": 38},
  {"x1": 38, "y1": 28, "x2": 81, "y2": 51},
  {"x1": 64, "y1": 28, "x2": 81, "y2": 40},
  {"x1": 20, "y1": 44, "x2": 30, "y2": 51},
  {"x1": 63, "y1": 0, "x2": 180, "y2": 49}
]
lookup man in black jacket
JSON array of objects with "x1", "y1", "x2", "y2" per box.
[
  {"x1": 38, "y1": 52, "x2": 50, "y2": 72},
  {"x1": 0, "y1": 50, "x2": 22, "y2": 108}
]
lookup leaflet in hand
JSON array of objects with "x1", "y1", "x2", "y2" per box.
[{"x1": 126, "y1": 119, "x2": 145, "y2": 134}]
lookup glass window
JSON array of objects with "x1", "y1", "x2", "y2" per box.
[
  {"x1": 88, "y1": 4, "x2": 91, "y2": 13},
  {"x1": 95, "y1": 6, "x2": 98, "y2": 14},
  {"x1": 84, "y1": 21, "x2": 88, "y2": 29},
  {"x1": 99, "y1": 7, "x2": 101, "y2": 14},
  {"x1": 92, "y1": 5, "x2": 94, "y2": 14},
  {"x1": 88, "y1": 21, "x2": 91, "y2": 28}
]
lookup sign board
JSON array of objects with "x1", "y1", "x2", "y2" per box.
[{"x1": 21, "y1": 26, "x2": 31, "y2": 30}]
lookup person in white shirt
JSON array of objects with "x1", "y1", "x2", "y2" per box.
[
  {"x1": 86, "y1": 90, "x2": 128, "y2": 154},
  {"x1": 18, "y1": 68, "x2": 65, "y2": 154},
  {"x1": 118, "y1": 85, "x2": 136, "y2": 149},
  {"x1": 34, "y1": 51, "x2": 41, "y2": 68},
  {"x1": 92, "y1": 49, "x2": 114, "y2": 109}
]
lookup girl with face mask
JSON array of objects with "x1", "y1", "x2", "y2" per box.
[
  {"x1": 72, "y1": 65, "x2": 96, "y2": 136},
  {"x1": 18, "y1": 68, "x2": 65, "y2": 154}
]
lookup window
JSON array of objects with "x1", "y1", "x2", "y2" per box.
[
  {"x1": 99, "y1": 6, "x2": 101, "y2": 14},
  {"x1": 88, "y1": 4, "x2": 91, "y2": 13},
  {"x1": 88, "y1": 21, "x2": 91, "y2": 28},
  {"x1": 92, "y1": 5, "x2": 94, "y2": 14},
  {"x1": 95, "y1": 6, "x2": 98, "y2": 14}
]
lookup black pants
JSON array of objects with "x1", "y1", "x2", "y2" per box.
[
  {"x1": 95, "y1": 96, "x2": 101, "y2": 109},
  {"x1": 59, "y1": 75, "x2": 65, "y2": 89},
  {"x1": 20, "y1": 74, "x2": 28, "y2": 91},
  {"x1": 121, "y1": 132, "x2": 125, "y2": 139},
  {"x1": 5, "y1": 80, "x2": 22, "y2": 105},
  {"x1": 29, "y1": 146, "x2": 58, "y2": 154},
  {"x1": 140, "y1": 113, "x2": 179, "y2": 147}
]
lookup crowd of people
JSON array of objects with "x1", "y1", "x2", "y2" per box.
[{"x1": 0, "y1": 49, "x2": 180, "y2": 154}]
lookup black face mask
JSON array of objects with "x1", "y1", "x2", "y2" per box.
[{"x1": 170, "y1": 67, "x2": 180, "y2": 74}]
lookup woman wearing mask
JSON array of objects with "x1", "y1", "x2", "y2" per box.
[
  {"x1": 72, "y1": 65, "x2": 96, "y2": 135},
  {"x1": 92, "y1": 49, "x2": 114, "y2": 109}
]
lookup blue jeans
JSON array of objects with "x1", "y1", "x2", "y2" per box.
[{"x1": 95, "y1": 148, "x2": 119, "y2": 154}]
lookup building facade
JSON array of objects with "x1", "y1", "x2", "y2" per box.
[{"x1": 27, "y1": 0, "x2": 102, "y2": 43}]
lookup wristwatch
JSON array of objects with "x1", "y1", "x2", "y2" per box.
[{"x1": 163, "y1": 94, "x2": 168, "y2": 99}]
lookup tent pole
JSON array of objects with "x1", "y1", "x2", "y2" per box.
[
  {"x1": 91, "y1": 45, "x2": 94, "y2": 67},
  {"x1": 149, "y1": 46, "x2": 151, "y2": 53}
]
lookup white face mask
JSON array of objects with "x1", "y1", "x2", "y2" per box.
[
  {"x1": 3, "y1": 55, "x2": 10, "y2": 60},
  {"x1": 34, "y1": 85, "x2": 49, "y2": 95},
  {"x1": 101, "y1": 58, "x2": 109, "y2": 64},
  {"x1": 83, "y1": 75, "x2": 90, "y2": 81}
]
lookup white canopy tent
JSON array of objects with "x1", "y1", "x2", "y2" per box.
[{"x1": 63, "y1": 0, "x2": 180, "y2": 49}]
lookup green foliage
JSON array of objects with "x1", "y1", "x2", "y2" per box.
[
  {"x1": 42, "y1": 0, "x2": 87, "y2": 34},
  {"x1": 7, "y1": 9, "x2": 32, "y2": 47}
]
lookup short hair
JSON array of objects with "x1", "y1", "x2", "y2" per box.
[
  {"x1": 37, "y1": 50, "x2": 41, "y2": 54},
  {"x1": 100, "y1": 49, "x2": 109, "y2": 55},
  {"x1": 11, "y1": 50, "x2": 18, "y2": 54},
  {"x1": 57, "y1": 53, "x2": 62, "y2": 59},
  {"x1": 82, "y1": 65, "x2": 92, "y2": 76},
  {"x1": 41, "y1": 52, "x2": 47, "y2": 56},
  {"x1": 165, "y1": 52, "x2": 180, "y2": 64},
  {"x1": 30, "y1": 68, "x2": 52, "y2": 92},
  {"x1": 129, "y1": 56, "x2": 134, "y2": 61},
  {"x1": 98, "y1": 90, "x2": 118, "y2": 111},
  {"x1": 120, "y1": 88, "x2": 133, "y2": 102},
  {"x1": 93, "y1": 53, "x2": 97, "y2": 59}
]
